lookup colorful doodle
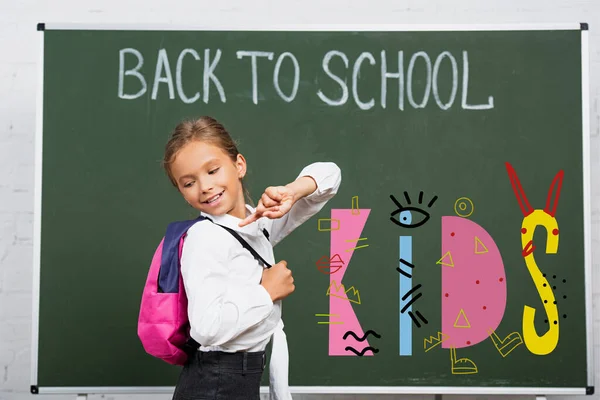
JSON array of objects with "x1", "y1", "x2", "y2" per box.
[
  {"x1": 389, "y1": 192, "x2": 438, "y2": 228},
  {"x1": 344, "y1": 330, "x2": 381, "y2": 356},
  {"x1": 437, "y1": 251, "x2": 455, "y2": 268},
  {"x1": 399, "y1": 236, "x2": 413, "y2": 355},
  {"x1": 424, "y1": 332, "x2": 450, "y2": 352},
  {"x1": 505, "y1": 162, "x2": 564, "y2": 355},
  {"x1": 454, "y1": 197, "x2": 474, "y2": 218},
  {"x1": 441, "y1": 216, "x2": 507, "y2": 349},
  {"x1": 453, "y1": 309, "x2": 471, "y2": 329},
  {"x1": 450, "y1": 347, "x2": 478, "y2": 374},
  {"x1": 315, "y1": 313, "x2": 344, "y2": 325},
  {"x1": 318, "y1": 218, "x2": 340, "y2": 231},
  {"x1": 345, "y1": 238, "x2": 369, "y2": 252},
  {"x1": 329, "y1": 209, "x2": 372, "y2": 356},
  {"x1": 351, "y1": 196, "x2": 360, "y2": 215},
  {"x1": 408, "y1": 311, "x2": 428, "y2": 328},
  {"x1": 327, "y1": 281, "x2": 361, "y2": 304},
  {"x1": 315, "y1": 254, "x2": 344, "y2": 275},
  {"x1": 474, "y1": 237, "x2": 488, "y2": 254},
  {"x1": 391, "y1": 192, "x2": 437, "y2": 355},
  {"x1": 488, "y1": 329, "x2": 523, "y2": 357}
]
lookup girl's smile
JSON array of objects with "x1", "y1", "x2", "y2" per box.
[{"x1": 203, "y1": 190, "x2": 225, "y2": 206}]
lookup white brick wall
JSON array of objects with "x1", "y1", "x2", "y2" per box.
[{"x1": 1, "y1": 1, "x2": 598, "y2": 399}]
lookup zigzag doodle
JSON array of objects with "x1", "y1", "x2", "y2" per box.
[
  {"x1": 424, "y1": 331, "x2": 450, "y2": 352},
  {"x1": 327, "y1": 280, "x2": 361, "y2": 304}
]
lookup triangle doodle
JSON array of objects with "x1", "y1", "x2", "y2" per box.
[
  {"x1": 474, "y1": 237, "x2": 488, "y2": 254},
  {"x1": 436, "y1": 251, "x2": 454, "y2": 268},
  {"x1": 454, "y1": 309, "x2": 471, "y2": 328}
]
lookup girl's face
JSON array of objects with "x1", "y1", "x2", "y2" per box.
[{"x1": 170, "y1": 140, "x2": 247, "y2": 219}]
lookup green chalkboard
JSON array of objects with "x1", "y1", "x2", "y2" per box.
[{"x1": 33, "y1": 25, "x2": 593, "y2": 395}]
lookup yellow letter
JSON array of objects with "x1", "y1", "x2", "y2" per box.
[{"x1": 520, "y1": 210, "x2": 559, "y2": 355}]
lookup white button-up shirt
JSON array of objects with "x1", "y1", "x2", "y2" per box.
[{"x1": 180, "y1": 162, "x2": 341, "y2": 398}]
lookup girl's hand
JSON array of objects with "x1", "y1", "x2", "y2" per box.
[
  {"x1": 260, "y1": 260, "x2": 295, "y2": 301},
  {"x1": 239, "y1": 186, "x2": 296, "y2": 227},
  {"x1": 238, "y1": 176, "x2": 316, "y2": 227}
]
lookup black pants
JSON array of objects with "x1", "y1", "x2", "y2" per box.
[{"x1": 172, "y1": 350, "x2": 266, "y2": 400}]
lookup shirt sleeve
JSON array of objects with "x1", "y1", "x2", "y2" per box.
[
  {"x1": 268, "y1": 162, "x2": 341, "y2": 246},
  {"x1": 180, "y1": 221, "x2": 280, "y2": 347}
]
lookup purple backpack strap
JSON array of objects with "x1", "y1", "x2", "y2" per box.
[
  {"x1": 157, "y1": 215, "x2": 271, "y2": 293},
  {"x1": 158, "y1": 216, "x2": 207, "y2": 293}
]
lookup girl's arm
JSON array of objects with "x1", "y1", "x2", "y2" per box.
[
  {"x1": 267, "y1": 162, "x2": 341, "y2": 246},
  {"x1": 180, "y1": 221, "x2": 280, "y2": 347}
]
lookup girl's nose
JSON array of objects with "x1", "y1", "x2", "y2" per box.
[{"x1": 198, "y1": 178, "x2": 214, "y2": 194}]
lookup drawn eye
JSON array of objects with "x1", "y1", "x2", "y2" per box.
[
  {"x1": 391, "y1": 206, "x2": 430, "y2": 228},
  {"x1": 389, "y1": 192, "x2": 437, "y2": 229}
]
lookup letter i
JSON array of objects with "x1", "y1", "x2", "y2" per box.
[{"x1": 399, "y1": 236, "x2": 413, "y2": 355}]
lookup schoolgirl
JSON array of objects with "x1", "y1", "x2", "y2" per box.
[{"x1": 162, "y1": 116, "x2": 341, "y2": 399}]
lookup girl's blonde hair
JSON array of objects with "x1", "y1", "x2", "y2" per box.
[{"x1": 163, "y1": 116, "x2": 253, "y2": 204}]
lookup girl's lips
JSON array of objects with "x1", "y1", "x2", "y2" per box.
[{"x1": 203, "y1": 190, "x2": 225, "y2": 206}]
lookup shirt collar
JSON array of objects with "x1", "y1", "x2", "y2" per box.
[{"x1": 200, "y1": 204, "x2": 260, "y2": 235}]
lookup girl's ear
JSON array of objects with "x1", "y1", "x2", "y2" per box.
[{"x1": 236, "y1": 154, "x2": 247, "y2": 179}]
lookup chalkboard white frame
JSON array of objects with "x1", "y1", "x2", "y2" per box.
[{"x1": 31, "y1": 22, "x2": 593, "y2": 396}]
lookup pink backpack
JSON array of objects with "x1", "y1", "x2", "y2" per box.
[
  {"x1": 137, "y1": 216, "x2": 206, "y2": 365},
  {"x1": 137, "y1": 216, "x2": 271, "y2": 365}
]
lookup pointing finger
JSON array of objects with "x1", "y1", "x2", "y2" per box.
[{"x1": 238, "y1": 212, "x2": 260, "y2": 227}]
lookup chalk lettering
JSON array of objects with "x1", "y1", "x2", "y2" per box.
[
  {"x1": 317, "y1": 50, "x2": 349, "y2": 106},
  {"x1": 273, "y1": 52, "x2": 300, "y2": 103},
  {"x1": 176, "y1": 49, "x2": 201, "y2": 104},
  {"x1": 236, "y1": 51, "x2": 274, "y2": 104},
  {"x1": 204, "y1": 49, "x2": 226, "y2": 103},
  {"x1": 407, "y1": 51, "x2": 432, "y2": 109},
  {"x1": 380, "y1": 51, "x2": 404, "y2": 110},
  {"x1": 117, "y1": 46, "x2": 495, "y2": 111},
  {"x1": 118, "y1": 48, "x2": 147, "y2": 100},
  {"x1": 462, "y1": 51, "x2": 494, "y2": 110},
  {"x1": 432, "y1": 51, "x2": 458, "y2": 110},
  {"x1": 352, "y1": 52, "x2": 376, "y2": 110},
  {"x1": 151, "y1": 49, "x2": 175, "y2": 100}
]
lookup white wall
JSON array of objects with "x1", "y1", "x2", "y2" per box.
[{"x1": 1, "y1": 0, "x2": 599, "y2": 399}]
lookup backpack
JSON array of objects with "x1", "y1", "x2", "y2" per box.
[{"x1": 137, "y1": 216, "x2": 271, "y2": 366}]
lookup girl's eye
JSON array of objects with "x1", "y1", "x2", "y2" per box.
[
  {"x1": 209, "y1": 168, "x2": 220, "y2": 175},
  {"x1": 183, "y1": 181, "x2": 194, "y2": 188}
]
